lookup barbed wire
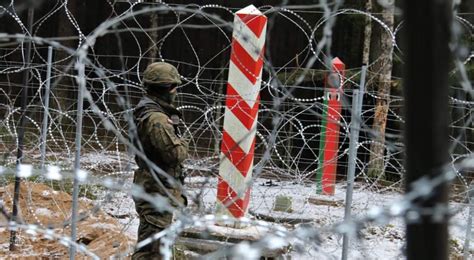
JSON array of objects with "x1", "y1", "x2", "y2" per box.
[{"x1": 0, "y1": 0, "x2": 473, "y2": 259}]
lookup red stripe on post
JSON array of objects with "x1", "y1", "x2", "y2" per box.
[
  {"x1": 230, "y1": 39, "x2": 264, "y2": 84},
  {"x1": 217, "y1": 176, "x2": 251, "y2": 218},
  {"x1": 221, "y1": 131, "x2": 256, "y2": 178},
  {"x1": 226, "y1": 83, "x2": 260, "y2": 130},
  {"x1": 236, "y1": 13, "x2": 267, "y2": 38}
]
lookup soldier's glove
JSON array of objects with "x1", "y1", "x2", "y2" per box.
[{"x1": 170, "y1": 114, "x2": 180, "y2": 126}]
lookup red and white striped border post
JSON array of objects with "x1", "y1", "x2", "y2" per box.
[{"x1": 216, "y1": 5, "x2": 267, "y2": 219}]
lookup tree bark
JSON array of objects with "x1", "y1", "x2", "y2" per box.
[
  {"x1": 362, "y1": 0, "x2": 372, "y2": 66},
  {"x1": 367, "y1": 1, "x2": 394, "y2": 181},
  {"x1": 148, "y1": 10, "x2": 159, "y2": 63}
]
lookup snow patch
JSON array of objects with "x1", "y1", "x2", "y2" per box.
[
  {"x1": 90, "y1": 223, "x2": 119, "y2": 231},
  {"x1": 41, "y1": 190, "x2": 51, "y2": 197},
  {"x1": 35, "y1": 208, "x2": 53, "y2": 216}
]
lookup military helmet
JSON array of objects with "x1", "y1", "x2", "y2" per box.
[{"x1": 142, "y1": 62, "x2": 182, "y2": 87}]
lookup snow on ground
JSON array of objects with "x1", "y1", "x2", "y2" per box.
[
  {"x1": 101, "y1": 189, "x2": 139, "y2": 239},
  {"x1": 98, "y1": 175, "x2": 471, "y2": 259},
  {"x1": 4, "y1": 153, "x2": 467, "y2": 258},
  {"x1": 184, "y1": 176, "x2": 407, "y2": 259},
  {"x1": 35, "y1": 207, "x2": 55, "y2": 217}
]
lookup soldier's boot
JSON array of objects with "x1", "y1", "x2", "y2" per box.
[{"x1": 132, "y1": 213, "x2": 173, "y2": 260}]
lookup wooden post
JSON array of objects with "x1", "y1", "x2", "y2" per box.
[
  {"x1": 216, "y1": 5, "x2": 267, "y2": 219},
  {"x1": 316, "y1": 57, "x2": 345, "y2": 195}
]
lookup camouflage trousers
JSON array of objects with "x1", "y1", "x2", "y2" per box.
[{"x1": 132, "y1": 168, "x2": 186, "y2": 260}]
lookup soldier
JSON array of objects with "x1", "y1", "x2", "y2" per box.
[{"x1": 132, "y1": 62, "x2": 188, "y2": 259}]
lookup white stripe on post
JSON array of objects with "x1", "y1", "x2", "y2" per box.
[{"x1": 217, "y1": 5, "x2": 267, "y2": 219}]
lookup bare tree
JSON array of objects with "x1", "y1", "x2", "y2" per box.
[
  {"x1": 367, "y1": 0, "x2": 395, "y2": 181},
  {"x1": 148, "y1": 9, "x2": 159, "y2": 63},
  {"x1": 362, "y1": 0, "x2": 372, "y2": 66}
]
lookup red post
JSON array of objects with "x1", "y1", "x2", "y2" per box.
[{"x1": 316, "y1": 57, "x2": 345, "y2": 195}]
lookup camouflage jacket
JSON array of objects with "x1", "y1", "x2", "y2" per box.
[{"x1": 134, "y1": 95, "x2": 188, "y2": 183}]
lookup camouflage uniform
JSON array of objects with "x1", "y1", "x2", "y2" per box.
[{"x1": 132, "y1": 62, "x2": 188, "y2": 260}]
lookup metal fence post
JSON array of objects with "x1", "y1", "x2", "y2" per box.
[
  {"x1": 40, "y1": 46, "x2": 53, "y2": 172},
  {"x1": 10, "y1": 6, "x2": 35, "y2": 251},
  {"x1": 70, "y1": 59, "x2": 86, "y2": 259},
  {"x1": 341, "y1": 65, "x2": 366, "y2": 260}
]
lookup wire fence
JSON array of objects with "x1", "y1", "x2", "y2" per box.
[{"x1": 0, "y1": 1, "x2": 473, "y2": 259}]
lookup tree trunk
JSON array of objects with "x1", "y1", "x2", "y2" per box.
[
  {"x1": 362, "y1": 0, "x2": 372, "y2": 65},
  {"x1": 367, "y1": 1, "x2": 394, "y2": 181},
  {"x1": 148, "y1": 10, "x2": 159, "y2": 63}
]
